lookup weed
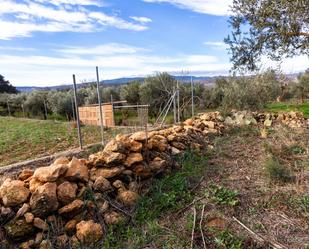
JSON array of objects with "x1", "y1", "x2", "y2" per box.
[
  {"x1": 206, "y1": 185, "x2": 239, "y2": 206},
  {"x1": 297, "y1": 195, "x2": 309, "y2": 213},
  {"x1": 214, "y1": 229, "x2": 244, "y2": 249},
  {"x1": 264, "y1": 155, "x2": 293, "y2": 183}
]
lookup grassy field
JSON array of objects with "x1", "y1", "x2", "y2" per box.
[
  {"x1": 266, "y1": 101, "x2": 309, "y2": 118},
  {"x1": 0, "y1": 117, "x2": 132, "y2": 166}
]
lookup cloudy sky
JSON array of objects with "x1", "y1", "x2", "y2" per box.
[{"x1": 1, "y1": 0, "x2": 308, "y2": 86}]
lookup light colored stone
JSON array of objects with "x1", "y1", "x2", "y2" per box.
[
  {"x1": 18, "y1": 169, "x2": 34, "y2": 181},
  {"x1": 33, "y1": 217, "x2": 48, "y2": 231},
  {"x1": 65, "y1": 157, "x2": 89, "y2": 182},
  {"x1": 76, "y1": 220, "x2": 103, "y2": 246},
  {"x1": 104, "y1": 152, "x2": 126, "y2": 165},
  {"x1": 93, "y1": 176, "x2": 112, "y2": 192},
  {"x1": 29, "y1": 178, "x2": 44, "y2": 193},
  {"x1": 58, "y1": 199, "x2": 84, "y2": 218},
  {"x1": 57, "y1": 181, "x2": 78, "y2": 205},
  {"x1": 104, "y1": 211, "x2": 124, "y2": 225},
  {"x1": 65, "y1": 219, "x2": 78, "y2": 235},
  {"x1": 90, "y1": 167, "x2": 124, "y2": 180},
  {"x1": 54, "y1": 156, "x2": 70, "y2": 165},
  {"x1": 33, "y1": 163, "x2": 68, "y2": 182},
  {"x1": 129, "y1": 131, "x2": 147, "y2": 141},
  {"x1": 149, "y1": 157, "x2": 167, "y2": 172},
  {"x1": 30, "y1": 182, "x2": 58, "y2": 217},
  {"x1": 16, "y1": 203, "x2": 30, "y2": 218},
  {"x1": 0, "y1": 179, "x2": 30, "y2": 207},
  {"x1": 103, "y1": 139, "x2": 127, "y2": 153},
  {"x1": 117, "y1": 190, "x2": 139, "y2": 206},
  {"x1": 124, "y1": 153, "x2": 143, "y2": 167},
  {"x1": 24, "y1": 212, "x2": 34, "y2": 223},
  {"x1": 130, "y1": 140, "x2": 143, "y2": 152}
]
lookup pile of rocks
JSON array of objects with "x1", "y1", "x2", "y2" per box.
[
  {"x1": 224, "y1": 110, "x2": 308, "y2": 128},
  {"x1": 0, "y1": 113, "x2": 225, "y2": 249}
]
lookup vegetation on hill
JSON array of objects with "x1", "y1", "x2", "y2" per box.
[
  {"x1": 0, "y1": 71, "x2": 308, "y2": 121},
  {"x1": 0, "y1": 74, "x2": 17, "y2": 94}
]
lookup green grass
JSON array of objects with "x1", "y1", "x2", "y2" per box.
[
  {"x1": 101, "y1": 150, "x2": 208, "y2": 249},
  {"x1": 264, "y1": 155, "x2": 293, "y2": 183},
  {"x1": 206, "y1": 185, "x2": 239, "y2": 207},
  {"x1": 0, "y1": 117, "x2": 123, "y2": 166},
  {"x1": 265, "y1": 102, "x2": 309, "y2": 118}
]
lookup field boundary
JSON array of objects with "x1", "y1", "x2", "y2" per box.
[{"x1": 0, "y1": 141, "x2": 101, "y2": 177}]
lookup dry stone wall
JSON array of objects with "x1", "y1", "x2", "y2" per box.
[{"x1": 0, "y1": 111, "x2": 307, "y2": 249}]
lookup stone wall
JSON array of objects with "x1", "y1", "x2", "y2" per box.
[{"x1": 0, "y1": 111, "x2": 307, "y2": 249}]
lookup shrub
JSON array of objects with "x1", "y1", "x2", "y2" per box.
[{"x1": 264, "y1": 155, "x2": 293, "y2": 183}]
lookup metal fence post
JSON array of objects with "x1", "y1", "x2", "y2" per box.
[
  {"x1": 72, "y1": 74, "x2": 83, "y2": 149},
  {"x1": 7, "y1": 99, "x2": 11, "y2": 116},
  {"x1": 96, "y1": 66, "x2": 104, "y2": 145},
  {"x1": 191, "y1": 76, "x2": 194, "y2": 117}
]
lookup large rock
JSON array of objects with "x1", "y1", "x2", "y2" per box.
[
  {"x1": 103, "y1": 139, "x2": 127, "y2": 154},
  {"x1": 90, "y1": 167, "x2": 124, "y2": 180},
  {"x1": 124, "y1": 153, "x2": 143, "y2": 167},
  {"x1": 149, "y1": 157, "x2": 167, "y2": 172},
  {"x1": 57, "y1": 181, "x2": 78, "y2": 205},
  {"x1": 0, "y1": 179, "x2": 30, "y2": 207},
  {"x1": 104, "y1": 211, "x2": 124, "y2": 225},
  {"x1": 93, "y1": 177, "x2": 112, "y2": 192},
  {"x1": 104, "y1": 152, "x2": 126, "y2": 165},
  {"x1": 29, "y1": 178, "x2": 45, "y2": 193},
  {"x1": 76, "y1": 220, "x2": 103, "y2": 246},
  {"x1": 130, "y1": 140, "x2": 143, "y2": 152},
  {"x1": 130, "y1": 131, "x2": 147, "y2": 141},
  {"x1": 33, "y1": 162, "x2": 68, "y2": 182},
  {"x1": 65, "y1": 157, "x2": 89, "y2": 182},
  {"x1": 33, "y1": 217, "x2": 49, "y2": 231},
  {"x1": 18, "y1": 169, "x2": 34, "y2": 181},
  {"x1": 132, "y1": 164, "x2": 152, "y2": 179},
  {"x1": 58, "y1": 199, "x2": 84, "y2": 218},
  {"x1": 4, "y1": 218, "x2": 36, "y2": 241},
  {"x1": 147, "y1": 135, "x2": 168, "y2": 152},
  {"x1": 117, "y1": 190, "x2": 139, "y2": 206},
  {"x1": 30, "y1": 182, "x2": 59, "y2": 217}
]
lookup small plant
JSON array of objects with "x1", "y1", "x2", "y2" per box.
[
  {"x1": 214, "y1": 229, "x2": 244, "y2": 249},
  {"x1": 206, "y1": 185, "x2": 239, "y2": 206},
  {"x1": 297, "y1": 195, "x2": 309, "y2": 213},
  {"x1": 264, "y1": 155, "x2": 293, "y2": 183}
]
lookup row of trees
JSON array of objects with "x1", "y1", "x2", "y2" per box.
[{"x1": 1, "y1": 70, "x2": 308, "y2": 121}]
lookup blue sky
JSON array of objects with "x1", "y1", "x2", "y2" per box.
[{"x1": 0, "y1": 0, "x2": 308, "y2": 86}]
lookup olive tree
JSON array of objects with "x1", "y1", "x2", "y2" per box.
[{"x1": 225, "y1": 0, "x2": 309, "y2": 72}]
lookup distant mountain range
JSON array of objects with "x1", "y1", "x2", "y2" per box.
[
  {"x1": 16, "y1": 76, "x2": 217, "y2": 92},
  {"x1": 16, "y1": 73, "x2": 300, "y2": 92}
]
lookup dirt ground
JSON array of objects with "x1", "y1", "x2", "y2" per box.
[{"x1": 155, "y1": 124, "x2": 309, "y2": 249}]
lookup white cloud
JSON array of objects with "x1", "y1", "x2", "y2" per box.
[
  {"x1": 130, "y1": 16, "x2": 152, "y2": 23},
  {"x1": 0, "y1": 0, "x2": 148, "y2": 39},
  {"x1": 142, "y1": 0, "x2": 232, "y2": 16},
  {"x1": 56, "y1": 43, "x2": 148, "y2": 55},
  {"x1": 204, "y1": 41, "x2": 228, "y2": 50},
  {"x1": 1, "y1": 43, "x2": 307, "y2": 86}
]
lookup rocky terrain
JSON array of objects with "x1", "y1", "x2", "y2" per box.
[{"x1": 0, "y1": 111, "x2": 307, "y2": 249}]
